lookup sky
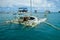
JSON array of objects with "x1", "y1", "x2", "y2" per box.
[{"x1": 0, "y1": 0, "x2": 60, "y2": 12}]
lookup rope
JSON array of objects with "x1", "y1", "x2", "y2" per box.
[{"x1": 44, "y1": 22, "x2": 60, "y2": 30}]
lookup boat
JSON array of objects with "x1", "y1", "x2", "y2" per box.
[
  {"x1": 6, "y1": 16, "x2": 47, "y2": 27},
  {"x1": 58, "y1": 11, "x2": 60, "y2": 13},
  {"x1": 34, "y1": 10, "x2": 37, "y2": 13},
  {"x1": 18, "y1": 8, "x2": 28, "y2": 15},
  {"x1": 6, "y1": 0, "x2": 47, "y2": 27},
  {"x1": 45, "y1": 10, "x2": 51, "y2": 14}
]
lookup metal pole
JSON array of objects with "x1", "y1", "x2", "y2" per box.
[{"x1": 30, "y1": 0, "x2": 32, "y2": 15}]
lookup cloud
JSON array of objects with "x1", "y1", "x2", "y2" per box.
[
  {"x1": 55, "y1": 0, "x2": 59, "y2": 2},
  {"x1": 0, "y1": 0, "x2": 30, "y2": 7},
  {"x1": 0, "y1": 0, "x2": 55, "y2": 7},
  {"x1": 0, "y1": 0, "x2": 59, "y2": 11}
]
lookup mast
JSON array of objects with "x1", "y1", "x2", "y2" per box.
[{"x1": 30, "y1": 0, "x2": 32, "y2": 15}]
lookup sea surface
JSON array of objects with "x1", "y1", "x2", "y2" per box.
[{"x1": 0, "y1": 12, "x2": 60, "y2": 40}]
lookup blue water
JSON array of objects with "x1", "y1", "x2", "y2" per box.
[{"x1": 0, "y1": 12, "x2": 60, "y2": 40}]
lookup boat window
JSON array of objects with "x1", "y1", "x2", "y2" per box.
[{"x1": 29, "y1": 17, "x2": 35, "y2": 20}]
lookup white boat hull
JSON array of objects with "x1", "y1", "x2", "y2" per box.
[{"x1": 6, "y1": 16, "x2": 47, "y2": 27}]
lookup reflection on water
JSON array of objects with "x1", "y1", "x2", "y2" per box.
[{"x1": 0, "y1": 12, "x2": 60, "y2": 40}]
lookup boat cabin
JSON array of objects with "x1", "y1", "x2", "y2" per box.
[{"x1": 18, "y1": 8, "x2": 28, "y2": 13}]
